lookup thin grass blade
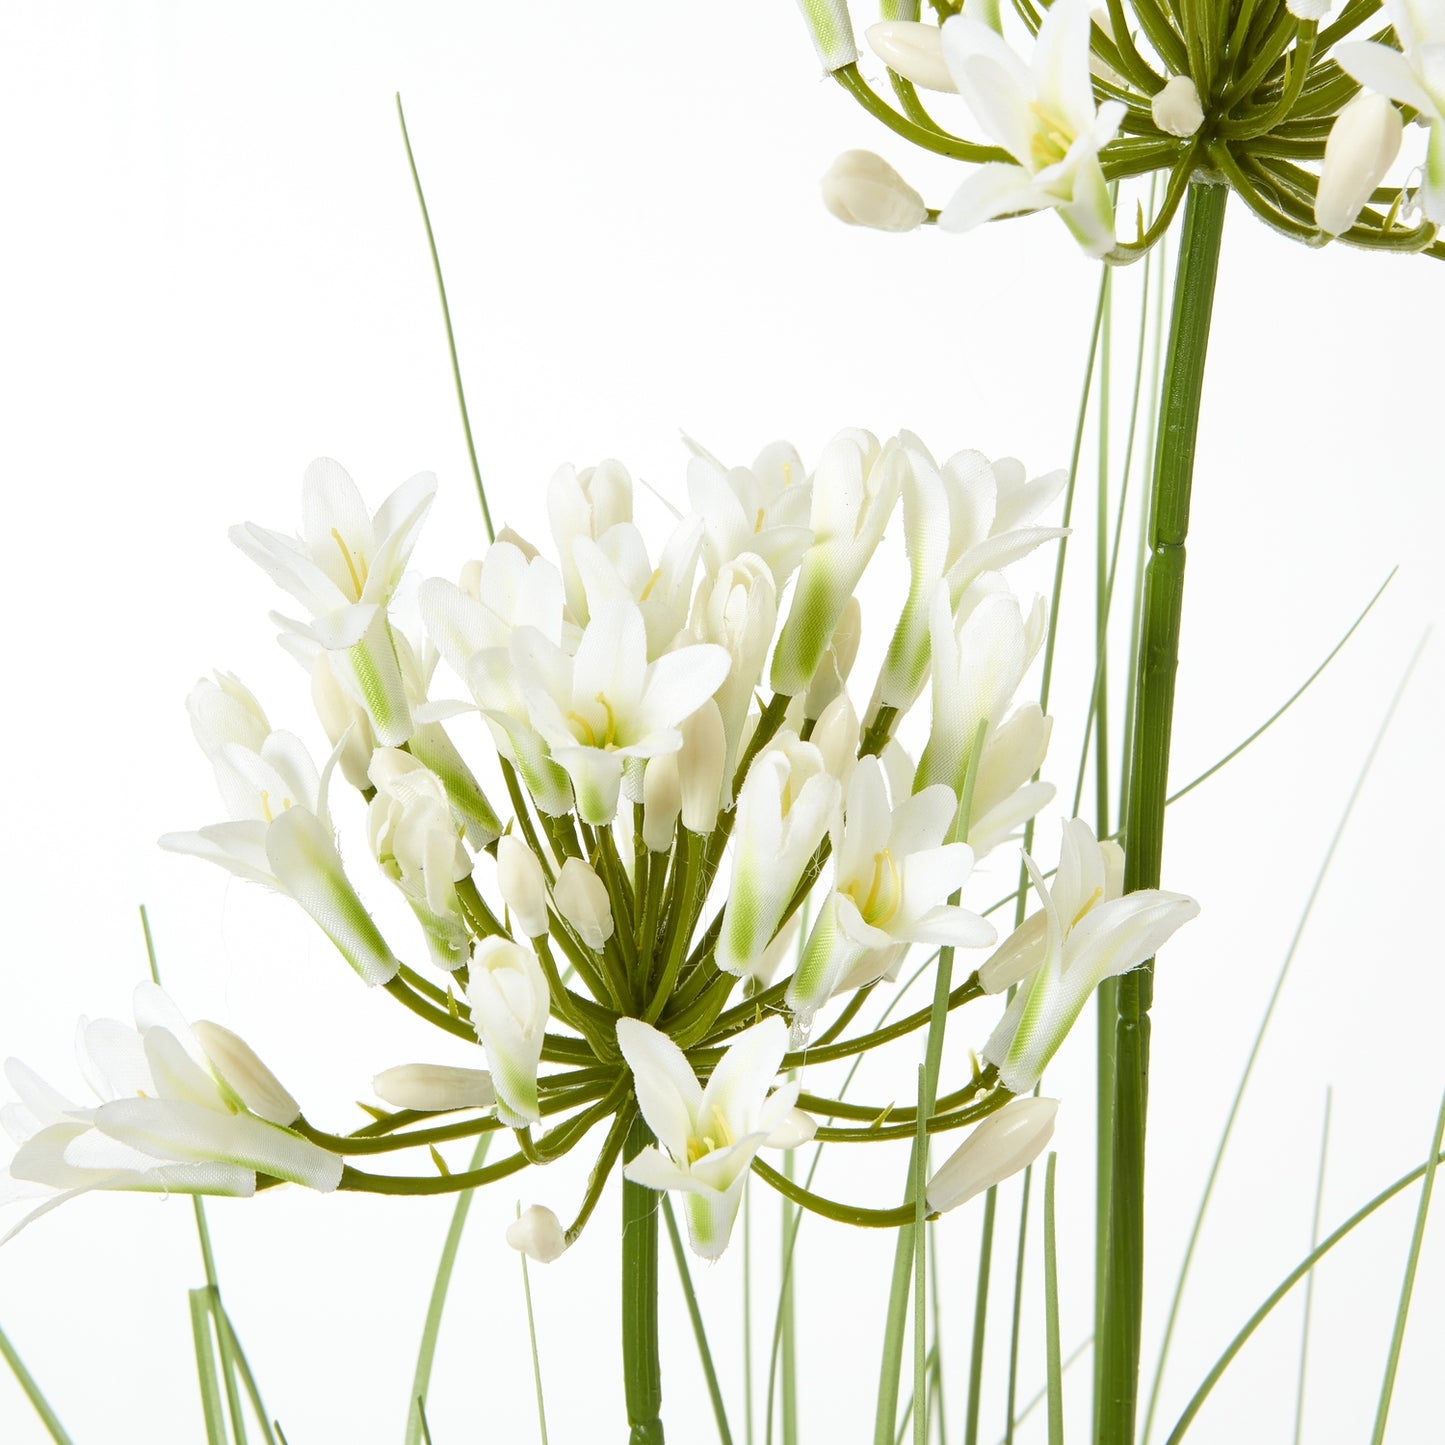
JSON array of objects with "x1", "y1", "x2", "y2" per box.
[{"x1": 0, "y1": 1323, "x2": 75, "y2": 1444}]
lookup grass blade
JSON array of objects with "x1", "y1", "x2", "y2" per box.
[
  {"x1": 1043, "y1": 1153, "x2": 1063, "y2": 1445},
  {"x1": 1141, "y1": 633, "x2": 1429, "y2": 1443},
  {"x1": 1003, "y1": 1162, "x2": 1034, "y2": 1445},
  {"x1": 1369, "y1": 1090, "x2": 1445, "y2": 1444},
  {"x1": 517, "y1": 1210, "x2": 550, "y2": 1445},
  {"x1": 661, "y1": 1196, "x2": 734, "y2": 1443},
  {"x1": 1165, "y1": 1142, "x2": 1445, "y2": 1442},
  {"x1": 0, "y1": 1323, "x2": 75, "y2": 1444},
  {"x1": 1292, "y1": 1089, "x2": 1332, "y2": 1445},
  {"x1": 190, "y1": 1288, "x2": 228, "y2": 1445},
  {"x1": 405, "y1": 1133, "x2": 492, "y2": 1444}
]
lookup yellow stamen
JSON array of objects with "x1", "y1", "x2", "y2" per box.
[
  {"x1": 260, "y1": 790, "x2": 274, "y2": 824},
  {"x1": 753, "y1": 508, "x2": 766, "y2": 534},
  {"x1": 852, "y1": 848, "x2": 902, "y2": 928},
  {"x1": 566, "y1": 711, "x2": 598, "y2": 748},
  {"x1": 595, "y1": 692, "x2": 618, "y2": 748},
  {"x1": 1027, "y1": 101, "x2": 1074, "y2": 170},
  {"x1": 331, "y1": 527, "x2": 367, "y2": 600},
  {"x1": 640, "y1": 567, "x2": 663, "y2": 602},
  {"x1": 1070, "y1": 885, "x2": 1103, "y2": 931},
  {"x1": 686, "y1": 1107, "x2": 736, "y2": 1163}
]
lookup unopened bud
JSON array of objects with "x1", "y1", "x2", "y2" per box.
[
  {"x1": 926, "y1": 1097, "x2": 1058, "y2": 1212},
  {"x1": 1151, "y1": 76, "x2": 1204, "y2": 138},
  {"x1": 867, "y1": 21, "x2": 957, "y2": 92},
  {"x1": 642, "y1": 752, "x2": 682, "y2": 852},
  {"x1": 554, "y1": 857, "x2": 614, "y2": 952},
  {"x1": 679, "y1": 699, "x2": 726, "y2": 833},
  {"x1": 497, "y1": 834, "x2": 550, "y2": 939},
  {"x1": 1317, "y1": 93, "x2": 1402, "y2": 236},
  {"x1": 466, "y1": 937, "x2": 551, "y2": 1127},
  {"x1": 810, "y1": 692, "x2": 860, "y2": 794},
  {"x1": 821, "y1": 151, "x2": 927, "y2": 233},
  {"x1": 373, "y1": 1063, "x2": 496, "y2": 1113},
  {"x1": 794, "y1": 0, "x2": 858, "y2": 72},
  {"x1": 192, "y1": 1020, "x2": 300, "y2": 1127},
  {"x1": 506, "y1": 1204, "x2": 568, "y2": 1263}
]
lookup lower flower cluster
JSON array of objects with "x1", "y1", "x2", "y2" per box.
[{"x1": 3, "y1": 431, "x2": 1197, "y2": 1260}]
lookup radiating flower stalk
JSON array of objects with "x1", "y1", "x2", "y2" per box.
[
  {"x1": 791, "y1": 1, "x2": 1439, "y2": 1440},
  {"x1": 4, "y1": 435, "x2": 1197, "y2": 1439}
]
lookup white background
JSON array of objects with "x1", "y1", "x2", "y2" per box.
[{"x1": 1, "y1": 3, "x2": 1441, "y2": 1442}]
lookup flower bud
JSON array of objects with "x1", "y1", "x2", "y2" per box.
[
  {"x1": 642, "y1": 751, "x2": 682, "y2": 852},
  {"x1": 810, "y1": 691, "x2": 860, "y2": 795},
  {"x1": 867, "y1": 21, "x2": 957, "y2": 92},
  {"x1": 803, "y1": 595, "x2": 861, "y2": 719},
  {"x1": 309, "y1": 654, "x2": 376, "y2": 791},
  {"x1": 820, "y1": 151, "x2": 927, "y2": 233},
  {"x1": 679, "y1": 699, "x2": 726, "y2": 832},
  {"x1": 466, "y1": 938, "x2": 551, "y2": 1127},
  {"x1": 794, "y1": 0, "x2": 858, "y2": 72},
  {"x1": 497, "y1": 834, "x2": 551, "y2": 939},
  {"x1": 1151, "y1": 75, "x2": 1204, "y2": 138},
  {"x1": 506, "y1": 1204, "x2": 568, "y2": 1263},
  {"x1": 372, "y1": 1063, "x2": 496, "y2": 1113},
  {"x1": 1317, "y1": 94, "x2": 1402, "y2": 236},
  {"x1": 191, "y1": 1020, "x2": 300, "y2": 1126},
  {"x1": 553, "y1": 857, "x2": 614, "y2": 951},
  {"x1": 926, "y1": 1098, "x2": 1058, "y2": 1212}
]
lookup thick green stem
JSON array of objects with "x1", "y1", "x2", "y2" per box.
[
  {"x1": 622, "y1": 1114, "x2": 665, "y2": 1443},
  {"x1": 1099, "y1": 180, "x2": 1227, "y2": 1444}
]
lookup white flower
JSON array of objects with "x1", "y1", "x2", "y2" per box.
[
  {"x1": 511, "y1": 599, "x2": 730, "y2": 824},
  {"x1": 2, "y1": 985, "x2": 340, "y2": 1241},
  {"x1": 547, "y1": 459, "x2": 634, "y2": 625},
  {"x1": 160, "y1": 681, "x2": 400, "y2": 987},
  {"x1": 372, "y1": 1064, "x2": 496, "y2": 1113},
  {"x1": 617, "y1": 1016, "x2": 807, "y2": 1259},
  {"x1": 926, "y1": 1097, "x2": 1058, "y2": 1212},
  {"x1": 967, "y1": 703, "x2": 1056, "y2": 858},
  {"x1": 1316, "y1": 93, "x2": 1404, "y2": 235},
  {"x1": 787, "y1": 757, "x2": 996, "y2": 1030},
  {"x1": 367, "y1": 748, "x2": 473, "y2": 972},
  {"x1": 231, "y1": 460, "x2": 435, "y2": 746},
  {"x1": 938, "y1": 0, "x2": 1125, "y2": 255},
  {"x1": 715, "y1": 734, "x2": 842, "y2": 978},
  {"x1": 466, "y1": 938, "x2": 552, "y2": 1128},
  {"x1": 820, "y1": 150, "x2": 928, "y2": 232},
  {"x1": 877, "y1": 443, "x2": 1065, "y2": 710},
  {"x1": 1336, "y1": 0, "x2": 1445, "y2": 221},
  {"x1": 570, "y1": 516, "x2": 704, "y2": 654},
  {"x1": 506, "y1": 1203, "x2": 568, "y2": 1263},
  {"x1": 772, "y1": 430, "x2": 905, "y2": 696},
  {"x1": 982, "y1": 820, "x2": 1199, "y2": 1092}
]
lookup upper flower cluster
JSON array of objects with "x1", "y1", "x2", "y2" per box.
[
  {"x1": 800, "y1": 0, "x2": 1445, "y2": 258},
  {"x1": 5, "y1": 437, "x2": 1197, "y2": 1261}
]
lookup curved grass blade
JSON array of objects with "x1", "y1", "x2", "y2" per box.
[
  {"x1": 1043, "y1": 1154, "x2": 1063, "y2": 1445},
  {"x1": 1141, "y1": 632, "x2": 1427, "y2": 1443},
  {"x1": 1165, "y1": 1140, "x2": 1445, "y2": 1442},
  {"x1": 0, "y1": 1323, "x2": 74, "y2": 1444},
  {"x1": 1369, "y1": 1091, "x2": 1445, "y2": 1444},
  {"x1": 516, "y1": 1209, "x2": 550, "y2": 1445},
  {"x1": 662, "y1": 1196, "x2": 734, "y2": 1444},
  {"x1": 190, "y1": 1289, "x2": 228, "y2": 1445}
]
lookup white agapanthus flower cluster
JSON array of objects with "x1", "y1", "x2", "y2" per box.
[
  {"x1": 3, "y1": 436, "x2": 1197, "y2": 1260},
  {"x1": 798, "y1": 0, "x2": 1445, "y2": 257}
]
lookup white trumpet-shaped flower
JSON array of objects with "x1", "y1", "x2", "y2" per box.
[
  {"x1": 1, "y1": 985, "x2": 341, "y2": 1241},
  {"x1": 772, "y1": 430, "x2": 906, "y2": 696},
  {"x1": 617, "y1": 1015, "x2": 808, "y2": 1259},
  {"x1": 982, "y1": 820, "x2": 1199, "y2": 1092},
  {"x1": 367, "y1": 748, "x2": 473, "y2": 972},
  {"x1": 787, "y1": 757, "x2": 996, "y2": 1031},
  {"x1": 466, "y1": 938, "x2": 551, "y2": 1127},
  {"x1": 231, "y1": 460, "x2": 435, "y2": 745},
  {"x1": 938, "y1": 0, "x2": 1125, "y2": 255},
  {"x1": 511, "y1": 599, "x2": 730, "y2": 824},
  {"x1": 715, "y1": 734, "x2": 842, "y2": 979},
  {"x1": 160, "y1": 678, "x2": 400, "y2": 987},
  {"x1": 1336, "y1": 0, "x2": 1445, "y2": 221}
]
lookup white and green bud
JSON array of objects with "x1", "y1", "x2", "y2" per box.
[
  {"x1": 309, "y1": 652, "x2": 376, "y2": 791},
  {"x1": 506, "y1": 1204, "x2": 568, "y2": 1263},
  {"x1": 926, "y1": 1098, "x2": 1058, "y2": 1212},
  {"x1": 819, "y1": 151, "x2": 927, "y2": 233},
  {"x1": 372, "y1": 1064, "x2": 496, "y2": 1113},
  {"x1": 496, "y1": 834, "x2": 551, "y2": 939},
  {"x1": 867, "y1": 21, "x2": 957, "y2": 92},
  {"x1": 678, "y1": 699, "x2": 726, "y2": 832},
  {"x1": 1317, "y1": 93, "x2": 1403, "y2": 235},
  {"x1": 191, "y1": 1020, "x2": 301, "y2": 1127},
  {"x1": 794, "y1": 0, "x2": 858, "y2": 72},
  {"x1": 466, "y1": 938, "x2": 551, "y2": 1127},
  {"x1": 553, "y1": 857, "x2": 614, "y2": 952},
  {"x1": 642, "y1": 751, "x2": 683, "y2": 852}
]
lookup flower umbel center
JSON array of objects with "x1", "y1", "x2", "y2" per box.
[{"x1": 1028, "y1": 101, "x2": 1074, "y2": 170}]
